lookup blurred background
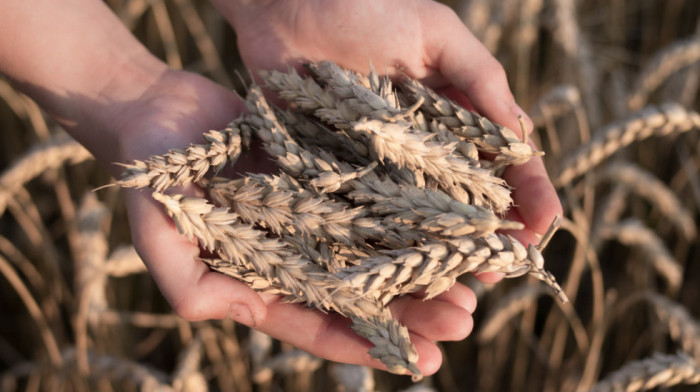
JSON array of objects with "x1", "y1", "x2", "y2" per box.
[{"x1": 0, "y1": 0, "x2": 699, "y2": 391}]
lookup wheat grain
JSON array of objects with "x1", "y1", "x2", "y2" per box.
[{"x1": 590, "y1": 351, "x2": 700, "y2": 392}]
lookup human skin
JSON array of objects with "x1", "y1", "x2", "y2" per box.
[{"x1": 0, "y1": 0, "x2": 562, "y2": 376}]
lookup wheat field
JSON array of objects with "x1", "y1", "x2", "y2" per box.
[{"x1": 0, "y1": 0, "x2": 699, "y2": 391}]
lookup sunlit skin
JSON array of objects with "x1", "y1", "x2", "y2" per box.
[{"x1": 0, "y1": 0, "x2": 562, "y2": 376}]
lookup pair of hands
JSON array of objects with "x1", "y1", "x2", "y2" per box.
[{"x1": 3, "y1": 0, "x2": 562, "y2": 375}]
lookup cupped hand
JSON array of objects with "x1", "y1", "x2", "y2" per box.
[
  {"x1": 218, "y1": 0, "x2": 563, "y2": 267},
  {"x1": 110, "y1": 68, "x2": 475, "y2": 376}
]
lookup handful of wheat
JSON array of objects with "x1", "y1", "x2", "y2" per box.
[{"x1": 117, "y1": 61, "x2": 566, "y2": 380}]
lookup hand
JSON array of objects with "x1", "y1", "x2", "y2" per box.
[
  {"x1": 218, "y1": 0, "x2": 563, "y2": 247},
  {"x1": 210, "y1": 0, "x2": 563, "y2": 373},
  {"x1": 110, "y1": 68, "x2": 474, "y2": 376}
]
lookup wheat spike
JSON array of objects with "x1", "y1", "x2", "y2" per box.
[
  {"x1": 644, "y1": 292, "x2": 700, "y2": 360},
  {"x1": 351, "y1": 118, "x2": 512, "y2": 213},
  {"x1": 337, "y1": 233, "x2": 567, "y2": 304},
  {"x1": 599, "y1": 218, "x2": 683, "y2": 295},
  {"x1": 600, "y1": 162, "x2": 696, "y2": 240},
  {"x1": 590, "y1": 351, "x2": 700, "y2": 392},
  {"x1": 118, "y1": 124, "x2": 244, "y2": 192},
  {"x1": 347, "y1": 170, "x2": 523, "y2": 238},
  {"x1": 556, "y1": 103, "x2": 700, "y2": 186},
  {"x1": 0, "y1": 135, "x2": 92, "y2": 216},
  {"x1": 206, "y1": 174, "x2": 405, "y2": 247},
  {"x1": 398, "y1": 77, "x2": 540, "y2": 166},
  {"x1": 628, "y1": 36, "x2": 700, "y2": 111},
  {"x1": 263, "y1": 67, "x2": 514, "y2": 212}
]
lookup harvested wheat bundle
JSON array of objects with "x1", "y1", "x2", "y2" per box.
[{"x1": 116, "y1": 61, "x2": 566, "y2": 380}]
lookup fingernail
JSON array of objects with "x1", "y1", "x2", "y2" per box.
[{"x1": 228, "y1": 302, "x2": 257, "y2": 327}]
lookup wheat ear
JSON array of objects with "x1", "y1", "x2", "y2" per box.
[
  {"x1": 599, "y1": 218, "x2": 683, "y2": 295},
  {"x1": 628, "y1": 36, "x2": 700, "y2": 111},
  {"x1": 0, "y1": 135, "x2": 92, "y2": 216},
  {"x1": 590, "y1": 351, "x2": 700, "y2": 392},
  {"x1": 398, "y1": 77, "x2": 540, "y2": 166},
  {"x1": 263, "y1": 67, "x2": 513, "y2": 212},
  {"x1": 206, "y1": 174, "x2": 406, "y2": 247},
  {"x1": 600, "y1": 162, "x2": 696, "y2": 240},
  {"x1": 118, "y1": 123, "x2": 244, "y2": 192},
  {"x1": 555, "y1": 103, "x2": 700, "y2": 186},
  {"x1": 337, "y1": 233, "x2": 567, "y2": 304}
]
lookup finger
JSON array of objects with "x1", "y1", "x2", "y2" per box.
[
  {"x1": 502, "y1": 152, "x2": 563, "y2": 240},
  {"x1": 124, "y1": 189, "x2": 267, "y2": 325},
  {"x1": 424, "y1": 6, "x2": 530, "y2": 136},
  {"x1": 256, "y1": 298, "x2": 444, "y2": 376},
  {"x1": 409, "y1": 282, "x2": 477, "y2": 313},
  {"x1": 473, "y1": 271, "x2": 504, "y2": 284},
  {"x1": 390, "y1": 294, "x2": 473, "y2": 342}
]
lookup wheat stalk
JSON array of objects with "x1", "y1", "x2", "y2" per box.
[{"x1": 644, "y1": 292, "x2": 700, "y2": 361}]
